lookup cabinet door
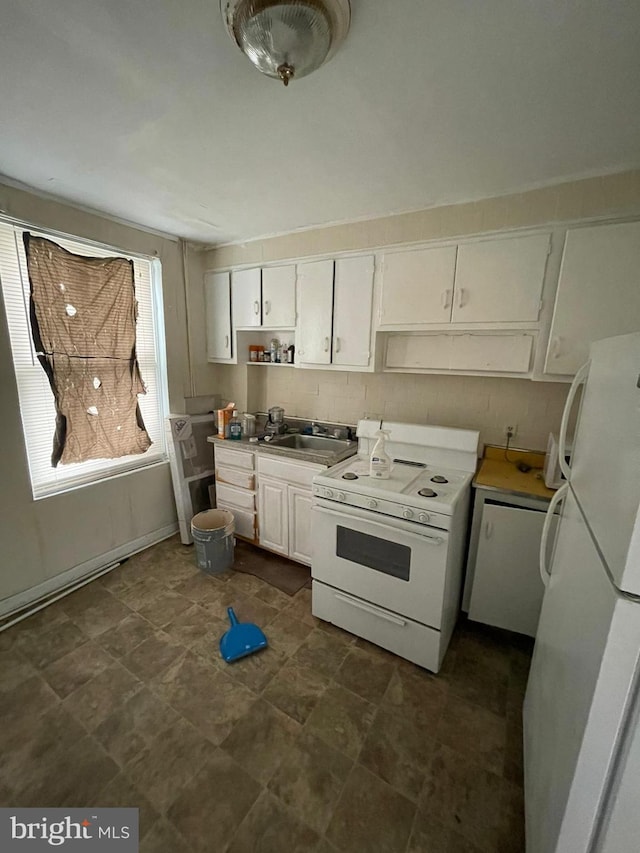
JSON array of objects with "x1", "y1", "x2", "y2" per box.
[
  {"x1": 379, "y1": 246, "x2": 456, "y2": 326},
  {"x1": 262, "y1": 265, "x2": 296, "y2": 328},
  {"x1": 452, "y1": 234, "x2": 550, "y2": 323},
  {"x1": 449, "y1": 334, "x2": 534, "y2": 373},
  {"x1": 258, "y1": 476, "x2": 288, "y2": 556},
  {"x1": 288, "y1": 486, "x2": 313, "y2": 565},
  {"x1": 231, "y1": 267, "x2": 261, "y2": 327},
  {"x1": 205, "y1": 271, "x2": 232, "y2": 360},
  {"x1": 544, "y1": 222, "x2": 640, "y2": 375},
  {"x1": 297, "y1": 259, "x2": 334, "y2": 364},
  {"x1": 333, "y1": 255, "x2": 374, "y2": 367},
  {"x1": 468, "y1": 502, "x2": 555, "y2": 637}
]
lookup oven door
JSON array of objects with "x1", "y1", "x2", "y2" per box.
[{"x1": 311, "y1": 499, "x2": 449, "y2": 628}]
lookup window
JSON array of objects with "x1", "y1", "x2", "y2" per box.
[{"x1": 0, "y1": 220, "x2": 169, "y2": 499}]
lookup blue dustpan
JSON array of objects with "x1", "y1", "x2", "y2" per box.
[{"x1": 220, "y1": 607, "x2": 268, "y2": 663}]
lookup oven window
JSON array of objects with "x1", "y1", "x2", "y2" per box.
[{"x1": 336, "y1": 526, "x2": 410, "y2": 581}]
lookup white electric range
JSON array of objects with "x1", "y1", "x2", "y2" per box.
[{"x1": 311, "y1": 420, "x2": 479, "y2": 673}]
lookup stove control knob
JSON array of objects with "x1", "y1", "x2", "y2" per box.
[
  {"x1": 324, "y1": 488, "x2": 334, "y2": 499},
  {"x1": 367, "y1": 499, "x2": 378, "y2": 509},
  {"x1": 418, "y1": 512, "x2": 431, "y2": 523},
  {"x1": 336, "y1": 492, "x2": 346, "y2": 502},
  {"x1": 402, "y1": 508, "x2": 414, "y2": 519}
]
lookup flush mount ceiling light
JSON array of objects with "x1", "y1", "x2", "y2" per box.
[{"x1": 221, "y1": 0, "x2": 351, "y2": 86}]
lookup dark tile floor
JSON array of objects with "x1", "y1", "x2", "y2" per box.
[{"x1": 0, "y1": 535, "x2": 532, "y2": 852}]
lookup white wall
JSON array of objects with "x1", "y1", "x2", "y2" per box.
[{"x1": 0, "y1": 183, "x2": 204, "y2": 611}]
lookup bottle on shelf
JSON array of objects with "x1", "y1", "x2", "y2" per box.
[
  {"x1": 229, "y1": 410, "x2": 243, "y2": 441},
  {"x1": 270, "y1": 338, "x2": 280, "y2": 363}
]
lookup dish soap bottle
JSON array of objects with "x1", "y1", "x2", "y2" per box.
[
  {"x1": 370, "y1": 429, "x2": 391, "y2": 479},
  {"x1": 229, "y1": 410, "x2": 242, "y2": 441}
]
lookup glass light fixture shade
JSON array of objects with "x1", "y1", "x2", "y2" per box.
[{"x1": 222, "y1": 0, "x2": 350, "y2": 85}]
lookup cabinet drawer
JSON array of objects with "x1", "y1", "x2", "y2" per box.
[
  {"x1": 257, "y1": 455, "x2": 324, "y2": 488},
  {"x1": 312, "y1": 581, "x2": 442, "y2": 672},
  {"x1": 215, "y1": 445, "x2": 255, "y2": 471},
  {"x1": 216, "y1": 482, "x2": 255, "y2": 512},
  {"x1": 217, "y1": 503, "x2": 256, "y2": 541},
  {"x1": 216, "y1": 466, "x2": 255, "y2": 490}
]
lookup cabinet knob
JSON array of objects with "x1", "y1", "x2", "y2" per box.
[
  {"x1": 324, "y1": 336, "x2": 330, "y2": 352},
  {"x1": 485, "y1": 520, "x2": 493, "y2": 539},
  {"x1": 265, "y1": 300, "x2": 271, "y2": 315},
  {"x1": 254, "y1": 300, "x2": 260, "y2": 315},
  {"x1": 335, "y1": 337, "x2": 341, "y2": 353}
]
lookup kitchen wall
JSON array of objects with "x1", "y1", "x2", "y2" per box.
[
  {"x1": 0, "y1": 181, "x2": 204, "y2": 612},
  {"x1": 246, "y1": 367, "x2": 567, "y2": 452},
  {"x1": 203, "y1": 169, "x2": 640, "y2": 450}
]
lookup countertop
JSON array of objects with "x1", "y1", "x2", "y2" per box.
[{"x1": 473, "y1": 445, "x2": 555, "y2": 501}]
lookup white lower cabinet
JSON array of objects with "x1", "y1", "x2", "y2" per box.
[
  {"x1": 257, "y1": 455, "x2": 324, "y2": 565},
  {"x1": 464, "y1": 490, "x2": 558, "y2": 637},
  {"x1": 212, "y1": 443, "x2": 257, "y2": 542},
  {"x1": 288, "y1": 486, "x2": 313, "y2": 565},
  {"x1": 257, "y1": 476, "x2": 288, "y2": 556}
]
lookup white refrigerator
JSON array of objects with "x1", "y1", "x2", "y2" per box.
[{"x1": 524, "y1": 332, "x2": 640, "y2": 853}]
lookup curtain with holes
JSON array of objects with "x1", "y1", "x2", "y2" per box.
[{"x1": 24, "y1": 234, "x2": 152, "y2": 466}]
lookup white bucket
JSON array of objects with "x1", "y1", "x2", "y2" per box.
[{"x1": 191, "y1": 509, "x2": 235, "y2": 575}]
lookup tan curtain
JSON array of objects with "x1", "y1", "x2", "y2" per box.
[{"x1": 24, "y1": 234, "x2": 151, "y2": 466}]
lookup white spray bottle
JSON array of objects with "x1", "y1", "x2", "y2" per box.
[{"x1": 370, "y1": 429, "x2": 392, "y2": 479}]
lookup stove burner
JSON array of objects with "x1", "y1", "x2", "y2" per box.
[
  {"x1": 342, "y1": 472, "x2": 358, "y2": 480},
  {"x1": 431, "y1": 475, "x2": 448, "y2": 484},
  {"x1": 418, "y1": 487, "x2": 438, "y2": 498}
]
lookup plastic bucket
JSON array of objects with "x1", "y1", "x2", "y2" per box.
[{"x1": 191, "y1": 509, "x2": 235, "y2": 575}]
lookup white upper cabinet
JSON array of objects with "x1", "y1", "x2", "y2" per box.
[
  {"x1": 544, "y1": 222, "x2": 640, "y2": 376},
  {"x1": 379, "y1": 246, "x2": 456, "y2": 326},
  {"x1": 297, "y1": 259, "x2": 334, "y2": 365},
  {"x1": 378, "y1": 234, "x2": 550, "y2": 328},
  {"x1": 231, "y1": 267, "x2": 262, "y2": 327},
  {"x1": 297, "y1": 255, "x2": 375, "y2": 368},
  {"x1": 262, "y1": 264, "x2": 296, "y2": 328},
  {"x1": 453, "y1": 234, "x2": 550, "y2": 323},
  {"x1": 205, "y1": 271, "x2": 232, "y2": 361},
  {"x1": 333, "y1": 255, "x2": 374, "y2": 367},
  {"x1": 232, "y1": 264, "x2": 296, "y2": 329}
]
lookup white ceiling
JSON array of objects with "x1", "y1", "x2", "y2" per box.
[{"x1": 1, "y1": 0, "x2": 639, "y2": 244}]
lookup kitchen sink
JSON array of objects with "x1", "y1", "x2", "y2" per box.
[
  {"x1": 268, "y1": 434, "x2": 351, "y2": 452},
  {"x1": 259, "y1": 432, "x2": 356, "y2": 465}
]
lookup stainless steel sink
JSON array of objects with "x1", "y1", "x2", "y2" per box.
[
  {"x1": 268, "y1": 434, "x2": 351, "y2": 452},
  {"x1": 259, "y1": 432, "x2": 356, "y2": 465}
]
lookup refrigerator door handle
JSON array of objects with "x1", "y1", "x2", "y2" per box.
[
  {"x1": 540, "y1": 483, "x2": 569, "y2": 586},
  {"x1": 559, "y1": 361, "x2": 589, "y2": 480}
]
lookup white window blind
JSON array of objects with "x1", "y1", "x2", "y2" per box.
[{"x1": 0, "y1": 221, "x2": 169, "y2": 499}]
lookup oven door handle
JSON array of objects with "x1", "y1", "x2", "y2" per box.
[
  {"x1": 334, "y1": 591, "x2": 408, "y2": 626},
  {"x1": 312, "y1": 504, "x2": 445, "y2": 545}
]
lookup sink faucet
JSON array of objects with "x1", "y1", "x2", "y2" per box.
[{"x1": 311, "y1": 422, "x2": 328, "y2": 436}]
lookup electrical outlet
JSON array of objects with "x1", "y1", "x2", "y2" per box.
[{"x1": 505, "y1": 424, "x2": 518, "y2": 440}]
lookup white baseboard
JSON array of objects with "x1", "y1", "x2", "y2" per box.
[{"x1": 0, "y1": 522, "x2": 180, "y2": 621}]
